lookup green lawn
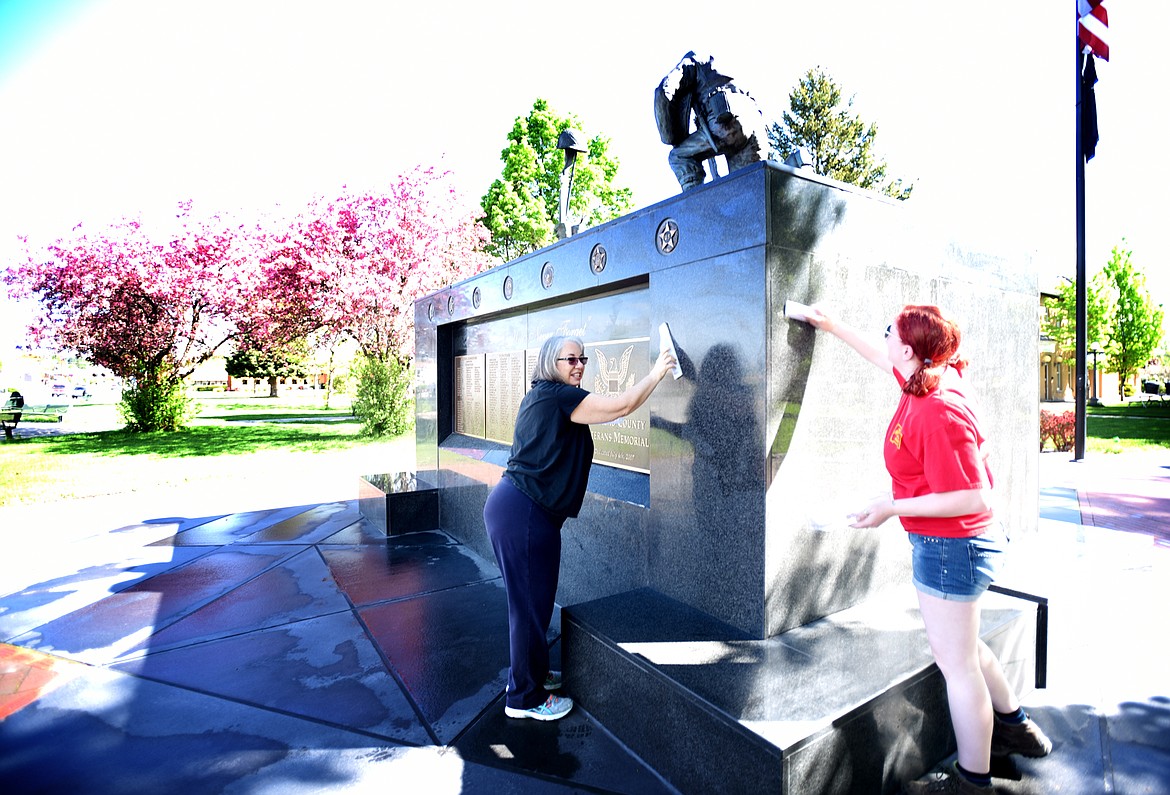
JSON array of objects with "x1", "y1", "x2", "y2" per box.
[
  {"x1": 1085, "y1": 401, "x2": 1170, "y2": 452},
  {"x1": 4, "y1": 395, "x2": 1165, "y2": 509},
  {"x1": 0, "y1": 396, "x2": 413, "y2": 507}
]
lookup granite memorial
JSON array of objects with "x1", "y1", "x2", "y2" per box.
[{"x1": 394, "y1": 159, "x2": 1041, "y2": 793}]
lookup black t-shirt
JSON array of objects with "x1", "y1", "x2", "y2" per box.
[{"x1": 505, "y1": 379, "x2": 594, "y2": 518}]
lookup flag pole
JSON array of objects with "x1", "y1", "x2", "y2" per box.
[{"x1": 1073, "y1": 14, "x2": 1088, "y2": 462}]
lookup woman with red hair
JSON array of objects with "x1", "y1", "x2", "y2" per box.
[{"x1": 801, "y1": 304, "x2": 1051, "y2": 794}]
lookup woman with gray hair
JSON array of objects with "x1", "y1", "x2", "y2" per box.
[{"x1": 484, "y1": 334, "x2": 676, "y2": 721}]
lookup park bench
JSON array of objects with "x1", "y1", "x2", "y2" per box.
[
  {"x1": 1, "y1": 398, "x2": 70, "y2": 440},
  {"x1": 1140, "y1": 381, "x2": 1168, "y2": 403}
]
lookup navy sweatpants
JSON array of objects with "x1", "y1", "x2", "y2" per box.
[{"x1": 483, "y1": 476, "x2": 564, "y2": 710}]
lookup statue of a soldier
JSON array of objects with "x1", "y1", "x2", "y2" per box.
[{"x1": 654, "y1": 51, "x2": 765, "y2": 191}]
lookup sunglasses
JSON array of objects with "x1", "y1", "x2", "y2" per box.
[
  {"x1": 884, "y1": 324, "x2": 892, "y2": 339},
  {"x1": 556, "y1": 356, "x2": 589, "y2": 366}
]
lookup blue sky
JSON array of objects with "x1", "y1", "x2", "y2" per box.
[{"x1": 1, "y1": 0, "x2": 1165, "y2": 346}]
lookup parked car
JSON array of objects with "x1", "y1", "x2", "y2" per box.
[
  {"x1": 51, "y1": 383, "x2": 67, "y2": 397},
  {"x1": 71, "y1": 386, "x2": 89, "y2": 399}
]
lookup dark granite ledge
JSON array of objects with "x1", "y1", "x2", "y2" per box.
[
  {"x1": 440, "y1": 433, "x2": 651, "y2": 508},
  {"x1": 563, "y1": 585, "x2": 1036, "y2": 794}
]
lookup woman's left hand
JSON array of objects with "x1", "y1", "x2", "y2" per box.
[{"x1": 848, "y1": 495, "x2": 896, "y2": 528}]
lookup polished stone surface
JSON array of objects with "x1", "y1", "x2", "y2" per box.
[
  {"x1": 322, "y1": 542, "x2": 497, "y2": 608},
  {"x1": 244, "y1": 500, "x2": 364, "y2": 543},
  {"x1": 0, "y1": 657, "x2": 589, "y2": 794},
  {"x1": 361, "y1": 580, "x2": 510, "y2": 743},
  {"x1": 0, "y1": 545, "x2": 210, "y2": 640},
  {"x1": 563, "y1": 585, "x2": 1036, "y2": 795},
  {"x1": 1, "y1": 463, "x2": 1169, "y2": 793},
  {"x1": 0, "y1": 499, "x2": 669, "y2": 792},
  {"x1": 9, "y1": 545, "x2": 303, "y2": 664},
  {"x1": 110, "y1": 547, "x2": 353, "y2": 657},
  {"x1": 114, "y1": 608, "x2": 433, "y2": 745},
  {"x1": 415, "y1": 161, "x2": 1040, "y2": 639},
  {"x1": 454, "y1": 699, "x2": 677, "y2": 794},
  {"x1": 358, "y1": 472, "x2": 440, "y2": 536},
  {"x1": 149, "y1": 504, "x2": 320, "y2": 546}
]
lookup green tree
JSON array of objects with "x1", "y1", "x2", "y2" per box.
[
  {"x1": 1101, "y1": 243, "x2": 1165, "y2": 398},
  {"x1": 351, "y1": 353, "x2": 411, "y2": 437},
  {"x1": 480, "y1": 98, "x2": 633, "y2": 261},
  {"x1": 225, "y1": 341, "x2": 309, "y2": 398},
  {"x1": 767, "y1": 67, "x2": 913, "y2": 201},
  {"x1": 1041, "y1": 274, "x2": 1110, "y2": 364}
]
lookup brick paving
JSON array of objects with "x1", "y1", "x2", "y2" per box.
[
  {"x1": 1081, "y1": 490, "x2": 1170, "y2": 540},
  {"x1": 1041, "y1": 447, "x2": 1170, "y2": 541},
  {"x1": 0, "y1": 644, "x2": 84, "y2": 721}
]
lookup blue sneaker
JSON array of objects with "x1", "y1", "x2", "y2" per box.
[
  {"x1": 543, "y1": 670, "x2": 563, "y2": 690},
  {"x1": 505, "y1": 694, "x2": 573, "y2": 721}
]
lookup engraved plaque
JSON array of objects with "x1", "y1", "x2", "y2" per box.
[
  {"x1": 485, "y1": 350, "x2": 528, "y2": 444},
  {"x1": 503, "y1": 275, "x2": 514, "y2": 300},
  {"x1": 453, "y1": 354, "x2": 486, "y2": 438},
  {"x1": 464, "y1": 339, "x2": 653, "y2": 471},
  {"x1": 586, "y1": 337, "x2": 652, "y2": 473}
]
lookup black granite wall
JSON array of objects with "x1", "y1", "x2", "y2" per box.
[{"x1": 413, "y1": 161, "x2": 1038, "y2": 639}]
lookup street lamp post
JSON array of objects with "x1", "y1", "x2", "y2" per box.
[
  {"x1": 1041, "y1": 353, "x2": 1052, "y2": 402},
  {"x1": 1088, "y1": 343, "x2": 1102, "y2": 406},
  {"x1": 555, "y1": 129, "x2": 588, "y2": 240}
]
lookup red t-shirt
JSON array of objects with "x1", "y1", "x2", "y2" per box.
[{"x1": 884, "y1": 368, "x2": 994, "y2": 538}]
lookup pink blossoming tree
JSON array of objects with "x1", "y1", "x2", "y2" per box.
[
  {"x1": 268, "y1": 166, "x2": 495, "y2": 434},
  {"x1": 4, "y1": 166, "x2": 493, "y2": 434},
  {"x1": 5, "y1": 203, "x2": 259, "y2": 430},
  {"x1": 294, "y1": 165, "x2": 494, "y2": 365}
]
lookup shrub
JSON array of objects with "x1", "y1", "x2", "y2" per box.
[
  {"x1": 119, "y1": 376, "x2": 196, "y2": 432},
  {"x1": 1039, "y1": 409, "x2": 1076, "y2": 452},
  {"x1": 351, "y1": 354, "x2": 413, "y2": 437}
]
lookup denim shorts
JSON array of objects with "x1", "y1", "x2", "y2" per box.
[{"x1": 909, "y1": 528, "x2": 1005, "y2": 602}]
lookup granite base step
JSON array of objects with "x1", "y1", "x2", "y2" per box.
[
  {"x1": 562, "y1": 586, "x2": 1038, "y2": 795},
  {"x1": 358, "y1": 472, "x2": 439, "y2": 536}
]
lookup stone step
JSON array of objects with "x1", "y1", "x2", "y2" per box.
[
  {"x1": 358, "y1": 471, "x2": 439, "y2": 536},
  {"x1": 563, "y1": 586, "x2": 1037, "y2": 795}
]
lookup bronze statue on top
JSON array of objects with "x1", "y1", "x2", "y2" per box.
[{"x1": 654, "y1": 51, "x2": 765, "y2": 191}]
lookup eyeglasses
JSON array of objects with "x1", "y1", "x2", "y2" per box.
[
  {"x1": 884, "y1": 324, "x2": 892, "y2": 339},
  {"x1": 556, "y1": 356, "x2": 589, "y2": 366}
]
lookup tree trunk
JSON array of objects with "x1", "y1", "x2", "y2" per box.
[
  {"x1": 269, "y1": 376, "x2": 279, "y2": 398},
  {"x1": 323, "y1": 349, "x2": 336, "y2": 409}
]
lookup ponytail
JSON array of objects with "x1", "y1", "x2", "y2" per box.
[{"x1": 896, "y1": 306, "x2": 968, "y2": 397}]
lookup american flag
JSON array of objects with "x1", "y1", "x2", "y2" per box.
[{"x1": 1078, "y1": 0, "x2": 1109, "y2": 61}]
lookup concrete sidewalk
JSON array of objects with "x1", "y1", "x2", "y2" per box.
[
  {"x1": 1, "y1": 450, "x2": 1168, "y2": 794},
  {"x1": 943, "y1": 451, "x2": 1170, "y2": 794}
]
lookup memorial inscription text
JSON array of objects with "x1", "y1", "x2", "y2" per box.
[{"x1": 452, "y1": 338, "x2": 652, "y2": 473}]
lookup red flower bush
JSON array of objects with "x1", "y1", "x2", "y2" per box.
[{"x1": 1040, "y1": 409, "x2": 1077, "y2": 452}]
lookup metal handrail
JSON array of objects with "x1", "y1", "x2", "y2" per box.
[{"x1": 988, "y1": 584, "x2": 1049, "y2": 689}]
